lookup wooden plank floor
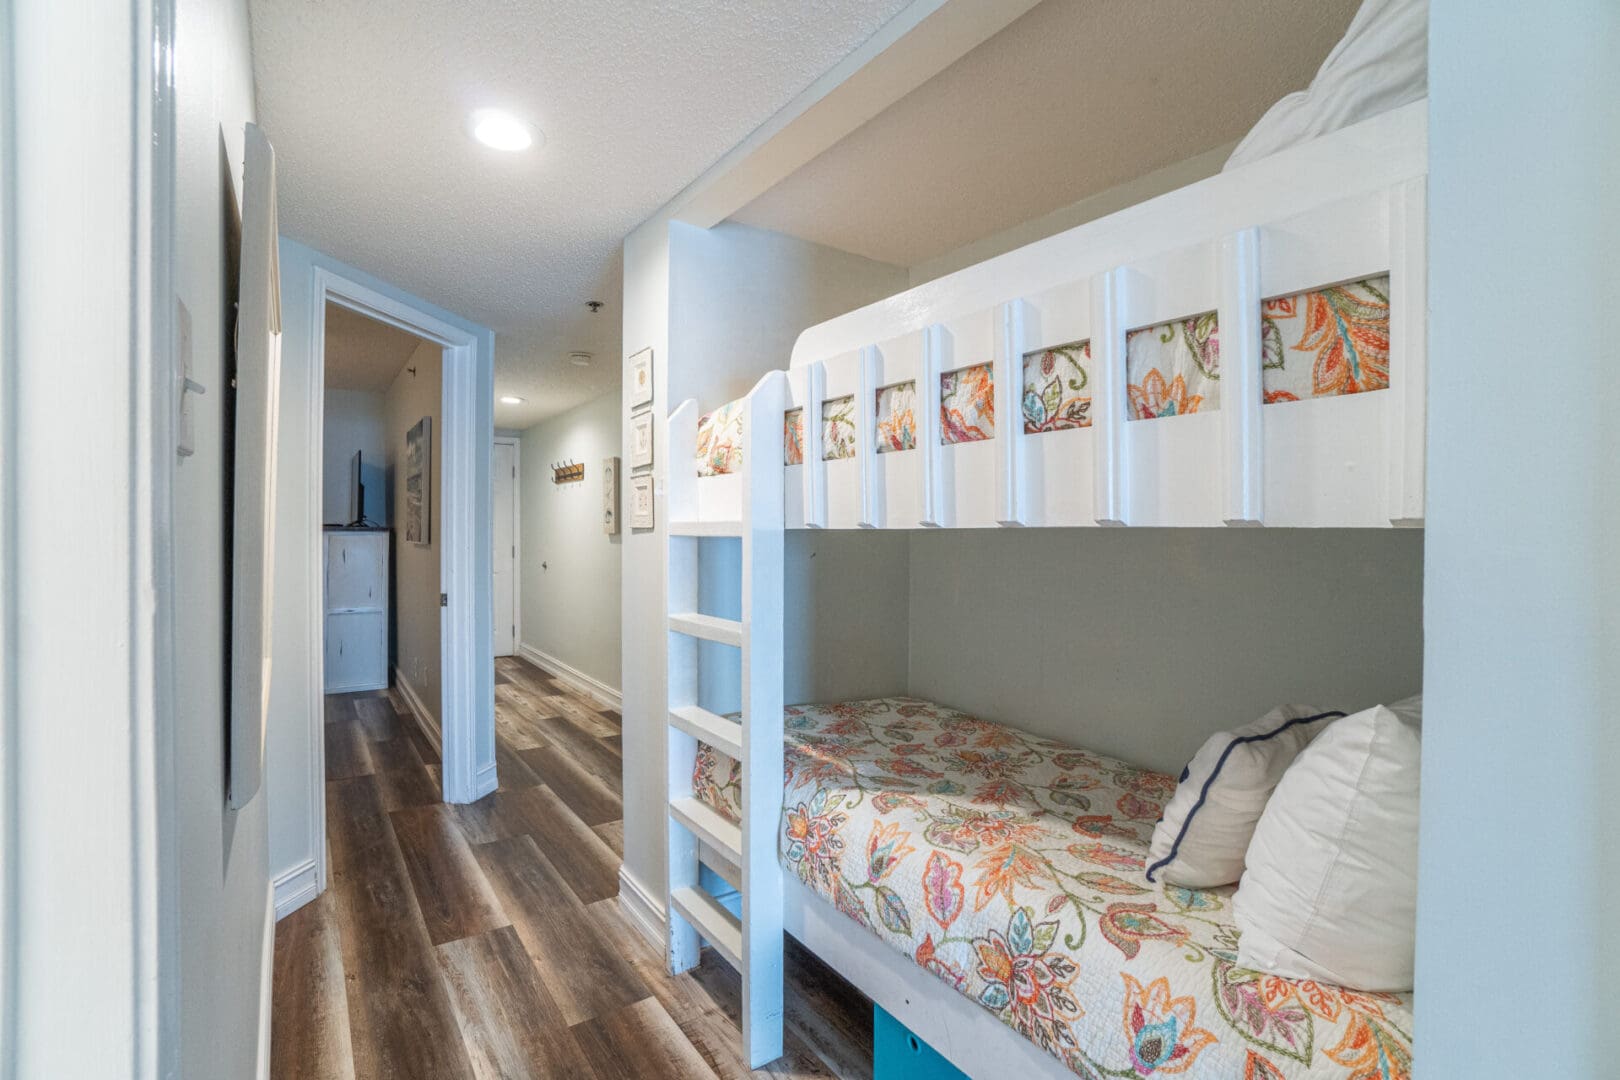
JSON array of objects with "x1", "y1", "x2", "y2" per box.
[{"x1": 272, "y1": 654, "x2": 874, "y2": 1080}]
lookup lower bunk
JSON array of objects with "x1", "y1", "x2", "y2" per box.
[{"x1": 692, "y1": 697, "x2": 1414, "y2": 1080}]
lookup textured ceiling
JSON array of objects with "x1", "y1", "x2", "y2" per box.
[
  {"x1": 731, "y1": 0, "x2": 1361, "y2": 267},
  {"x1": 323, "y1": 303, "x2": 426, "y2": 393},
  {"x1": 250, "y1": 0, "x2": 914, "y2": 427}
]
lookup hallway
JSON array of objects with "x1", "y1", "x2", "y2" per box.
[{"x1": 270, "y1": 656, "x2": 872, "y2": 1079}]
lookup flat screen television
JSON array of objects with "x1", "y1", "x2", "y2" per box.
[{"x1": 348, "y1": 449, "x2": 364, "y2": 526}]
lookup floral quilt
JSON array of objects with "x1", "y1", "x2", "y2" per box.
[
  {"x1": 1262, "y1": 276, "x2": 1390, "y2": 404},
  {"x1": 692, "y1": 698, "x2": 1414, "y2": 1080},
  {"x1": 696, "y1": 398, "x2": 745, "y2": 476},
  {"x1": 1127, "y1": 313, "x2": 1220, "y2": 420}
]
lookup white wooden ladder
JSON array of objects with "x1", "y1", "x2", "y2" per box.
[{"x1": 663, "y1": 371, "x2": 787, "y2": 1067}]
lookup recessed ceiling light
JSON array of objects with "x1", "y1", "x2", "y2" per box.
[
  {"x1": 499, "y1": 395, "x2": 525, "y2": 405},
  {"x1": 470, "y1": 109, "x2": 537, "y2": 152},
  {"x1": 569, "y1": 351, "x2": 593, "y2": 367}
]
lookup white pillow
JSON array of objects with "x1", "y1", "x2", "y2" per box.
[
  {"x1": 1234, "y1": 701, "x2": 1422, "y2": 991},
  {"x1": 1146, "y1": 705, "x2": 1343, "y2": 888}
]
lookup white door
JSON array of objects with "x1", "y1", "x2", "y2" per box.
[{"x1": 493, "y1": 439, "x2": 518, "y2": 657}]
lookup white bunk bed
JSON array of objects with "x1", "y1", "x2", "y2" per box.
[{"x1": 658, "y1": 102, "x2": 1426, "y2": 1079}]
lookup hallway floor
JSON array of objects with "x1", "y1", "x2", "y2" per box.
[{"x1": 271, "y1": 655, "x2": 873, "y2": 1079}]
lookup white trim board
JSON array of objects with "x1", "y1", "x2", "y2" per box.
[
  {"x1": 493, "y1": 434, "x2": 522, "y2": 659},
  {"x1": 271, "y1": 858, "x2": 320, "y2": 921},
  {"x1": 617, "y1": 866, "x2": 664, "y2": 952},
  {"x1": 517, "y1": 642, "x2": 622, "y2": 711},
  {"x1": 255, "y1": 882, "x2": 275, "y2": 1080},
  {"x1": 392, "y1": 666, "x2": 442, "y2": 754}
]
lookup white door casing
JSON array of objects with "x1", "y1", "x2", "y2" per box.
[{"x1": 493, "y1": 437, "x2": 518, "y2": 657}]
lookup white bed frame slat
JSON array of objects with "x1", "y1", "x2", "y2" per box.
[{"x1": 1221, "y1": 226, "x2": 1264, "y2": 525}]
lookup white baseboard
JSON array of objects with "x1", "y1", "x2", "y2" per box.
[
  {"x1": 392, "y1": 666, "x2": 441, "y2": 753},
  {"x1": 618, "y1": 865, "x2": 664, "y2": 950},
  {"x1": 256, "y1": 881, "x2": 276, "y2": 1080},
  {"x1": 517, "y1": 642, "x2": 622, "y2": 711},
  {"x1": 474, "y1": 760, "x2": 498, "y2": 800},
  {"x1": 272, "y1": 857, "x2": 320, "y2": 920}
]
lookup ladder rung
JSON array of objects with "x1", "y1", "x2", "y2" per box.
[
  {"x1": 670, "y1": 796, "x2": 743, "y2": 865},
  {"x1": 670, "y1": 705, "x2": 742, "y2": 759},
  {"x1": 699, "y1": 846, "x2": 741, "y2": 892},
  {"x1": 670, "y1": 885, "x2": 743, "y2": 969},
  {"x1": 669, "y1": 519, "x2": 743, "y2": 537},
  {"x1": 669, "y1": 612, "x2": 743, "y2": 646}
]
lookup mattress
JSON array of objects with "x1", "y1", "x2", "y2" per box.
[{"x1": 692, "y1": 697, "x2": 1414, "y2": 1080}]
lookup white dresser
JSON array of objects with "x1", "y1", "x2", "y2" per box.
[{"x1": 324, "y1": 528, "x2": 389, "y2": 693}]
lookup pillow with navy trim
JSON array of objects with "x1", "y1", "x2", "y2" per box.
[{"x1": 1145, "y1": 704, "x2": 1343, "y2": 888}]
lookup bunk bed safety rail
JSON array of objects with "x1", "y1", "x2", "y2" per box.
[{"x1": 776, "y1": 103, "x2": 1427, "y2": 531}]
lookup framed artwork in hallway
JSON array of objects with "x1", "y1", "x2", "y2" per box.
[
  {"x1": 630, "y1": 473, "x2": 654, "y2": 530},
  {"x1": 629, "y1": 347, "x2": 654, "y2": 409},
  {"x1": 405, "y1": 415, "x2": 432, "y2": 545},
  {"x1": 630, "y1": 410, "x2": 654, "y2": 469}
]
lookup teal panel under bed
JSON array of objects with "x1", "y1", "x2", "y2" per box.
[{"x1": 873, "y1": 1005, "x2": 969, "y2": 1080}]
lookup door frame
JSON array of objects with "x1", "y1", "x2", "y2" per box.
[
  {"x1": 493, "y1": 433, "x2": 522, "y2": 658},
  {"x1": 306, "y1": 266, "x2": 494, "y2": 860}
]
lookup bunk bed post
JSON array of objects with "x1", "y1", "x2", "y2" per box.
[
  {"x1": 856, "y1": 346, "x2": 881, "y2": 528},
  {"x1": 919, "y1": 324, "x2": 945, "y2": 527},
  {"x1": 1220, "y1": 228, "x2": 1264, "y2": 526},
  {"x1": 804, "y1": 362, "x2": 828, "y2": 529},
  {"x1": 739, "y1": 371, "x2": 788, "y2": 1066},
  {"x1": 994, "y1": 299, "x2": 1031, "y2": 526},
  {"x1": 1386, "y1": 178, "x2": 1427, "y2": 527},
  {"x1": 663, "y1": 399, "x2": 702, "y2": 975},
  {"x1": 1091, "y1": 269, "x2": 1130, "y2": 526}
]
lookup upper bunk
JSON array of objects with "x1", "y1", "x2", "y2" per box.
[{"x1": 673, "y1": 101, "x2": 1426, "y2": 531}]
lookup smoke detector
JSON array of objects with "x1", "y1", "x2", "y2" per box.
[{"x1": 568, "y1": 351, "x2": 593, "y2": 367}]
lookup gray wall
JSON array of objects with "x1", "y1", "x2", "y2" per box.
[
  {"x1": 519, "y1": 392, "x2": 623, "y2": 693},
  {"x1": 1417, "y1": 4, "x2": 1620, "y2": 1074},
  {"x1": 322, "y1": 387, "x2": 386, "y2": 525},
  {"x1": 906, "y1": 529, "x2": 1425, "y2": 775},
  {"x1": 385, "y1": 339, "x2": 443, "y2": 726}
]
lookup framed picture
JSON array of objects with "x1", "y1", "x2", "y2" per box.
[
  {"x1": 629, "y1": 347, "x2": 654, "y2": 409},
  {"x1": 630, "y1": 410, "x2": 654, "y2": 470},
  {"x1": 404, "y1": 415, "x2": 432, "y2": 545},
  {"x1": 602, "y1": 456, "x2": 620, "y2": 535},
  {"x1": 630, "y1": 472, "x2": 654, "y2": 530}
]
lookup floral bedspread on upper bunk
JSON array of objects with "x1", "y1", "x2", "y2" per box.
[{"x1": 692, "y1": 697, "x2": 1413, "y2": 1080}]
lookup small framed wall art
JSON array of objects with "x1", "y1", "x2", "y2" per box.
[
  {"x1": 629, "y1": 347, "x2": 654, "y2": 409},
  {"x1": 630, "y1": 410, "x2": 654, "y2": 470},
  {"x1": 629, "y1": 472, "x2": 654, "y2": 530},
  {"x1": 404, "y1": 415, "x2": 432, "y2": 544},
  {"x1": 602, "y1": 456, "x2": 620, "y2": 535}
]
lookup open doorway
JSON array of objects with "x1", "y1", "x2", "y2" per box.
[
  {"x1": 320, "y1": 302, "x2": 443, "y2": 752},
  {"x1": 304, "y1": 263, "x2": 496, "y2": 824}
]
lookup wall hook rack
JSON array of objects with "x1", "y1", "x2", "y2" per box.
[{"x1": 551, "y1": 459, "x2": 585, "y2": 484}]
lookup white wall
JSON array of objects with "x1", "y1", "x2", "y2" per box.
[
  {"x1": 385, "y1": 339, "x2": 443, "y2": 726},
  {"x1": 518, "y1": 391, "x2": 623, "y2": 696},
  {"x1": 9, "y1": 0, "x2": 268, "y2": 1074},
  {"x1": 322, "y1": 388, "x2": 386, "y2": 525},
  {"x1": 908, "y1": 529, "x2": 1424, "y2": 775},
  {"x1": 620, "y1": 218, "x2": 910, "y2": 907},
  {"x1": 1417, "y1": 4, "x2": 1620, "y2": 1074},
  {"x1": 271, "y1": 238, "x2": 495, "y2": 906}
]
